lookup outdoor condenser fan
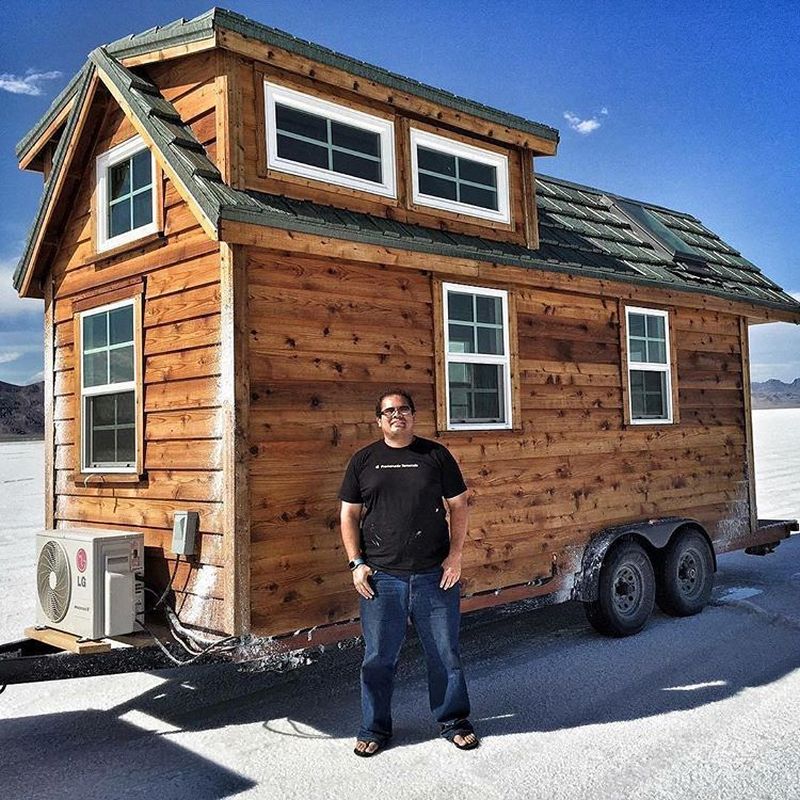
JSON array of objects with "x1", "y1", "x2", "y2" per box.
[{"x1": 37, "y1": 540, "x2": 71, "y2": 623}]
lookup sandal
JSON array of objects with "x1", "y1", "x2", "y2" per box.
[
  {"x1": 441, "y1": 720, "x2": 479, "y2": 750},
  {"x1": 451, "y1": 731, "x2": 480, "y2": 750},
  {"x1": 353, "y1": 739, "x2": 383, "y2": 757}
]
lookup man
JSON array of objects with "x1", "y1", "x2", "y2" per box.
[{"x1": 339, "y1": 389, "x2": 478, "y2": 757}]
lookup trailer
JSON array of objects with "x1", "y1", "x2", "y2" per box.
[{"x1": 6, "y1": 8, "x2": 800, "y2": 683}]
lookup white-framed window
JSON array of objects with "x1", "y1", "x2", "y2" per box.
[
  {"x1": 443, "y1": 282, "x2": 512, "y2": 429},
  {"x1": 410, "y1": 128, "x2": 510, "y2": 224},
  {"x1": 96, "y1": 135, "x2": 158, "y2": 253},
  {"x1": 79, "y1": 298, "x2": 138, "y2": 472},
  {"x1": 625, "y1": 306, "x2": 673, "y2": 424},
  {"x1": 264, "y1": 82, "x2": 396, "y2": 198}
]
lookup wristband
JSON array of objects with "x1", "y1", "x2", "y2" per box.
[{"x1": 348, "y1": 557, "x2": 367, "y2": 571}]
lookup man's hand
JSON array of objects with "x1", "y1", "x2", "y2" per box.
[
  {"x1": 440, "y1": 552, "x2": 462, "y2": 590},
  {"x1": 352, "y1": 564, "x2": 375, "y2": 599}
]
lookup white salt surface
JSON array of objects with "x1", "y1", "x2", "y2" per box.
[
  {"x1": 753, "y1": 408, "x2": 800, "y2": 522},
  {"x1": 1, "y1": 410, "x2": 799, "y2": 800}
]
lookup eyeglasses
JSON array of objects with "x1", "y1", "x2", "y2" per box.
[{"x1": 379, "y1": 405, "x2": 413, "y2": 418}]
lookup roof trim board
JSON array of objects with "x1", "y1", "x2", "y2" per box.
[
  {"x1": 208, "y1": 8, "x2": 558, "y2": 150},
  {"x1": 15, "y1": 68, "x2": 86, "y2": 164},
  {"x1": 219, "y1": 214, "x2": 800, "y2": 324},
  {"x1": 15, "y1": 66, "x2": 98, "y2": 297},
  {"x1": 17, "y1": 97, "x2": 76, "y2": 172}
]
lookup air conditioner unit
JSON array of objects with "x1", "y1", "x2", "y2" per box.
[{"x1": 35, "y1": 529, "x2": 145, "y2": 639}]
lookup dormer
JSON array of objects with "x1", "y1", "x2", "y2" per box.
[{"x1": 240, "y1": 36, "x2": 559, "y2": 247}]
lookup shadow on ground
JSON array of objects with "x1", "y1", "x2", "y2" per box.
[{"x1": 3, "y1": 544, "x2": 799, "y2": 796}]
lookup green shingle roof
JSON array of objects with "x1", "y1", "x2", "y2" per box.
[
  {"x1": 13, "y1": 43, "x2": 800, "y2": 321},
  {"x1": 215, "y1": 177, "x2": 799, "y2": 313}
]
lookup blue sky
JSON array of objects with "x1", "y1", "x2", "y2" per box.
[{"x1": 1, "y1": 0, "x2": 798, "y2": 385}]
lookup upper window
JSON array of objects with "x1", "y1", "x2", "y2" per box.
[
  {"x1": 411, "y1": 129, "x2": 510, "y2": 224},
  {"x1": 78, "y1": 298, "x2": 139, "y2": 472},
  {"x1": 443, "y1": 283, "x2": 512, "y2": 429},
  {"x1": 265, "y1": 82, "x2": 396, "y2": 197},
  {"x1": 625, "y1": 306, "x2": 673, "y2": 424},
  {"x1": 96, "y1": 135, "x2": 158, "y2": 252}
]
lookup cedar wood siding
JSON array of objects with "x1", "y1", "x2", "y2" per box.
[
  {"x1": 245, "y1": 248, "x2": 750, "y2": 638},
  {"x1": 49, "y1": 53, "x2": 229, "y2": 634},
  {"x1": 33, "y1": 43, "x2": 759, "y2": 641}
]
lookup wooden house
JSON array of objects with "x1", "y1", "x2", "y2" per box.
[{"x1": 13, "y1": 8, "x2": 800, "y2": 644}]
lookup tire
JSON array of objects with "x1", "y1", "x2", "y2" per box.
[
  {"x1": 656, "y1": 528, "x2": 714, "y2": 617},
  {"x1": 584, "y1": 539, "x2": 656, "y2": 637}
]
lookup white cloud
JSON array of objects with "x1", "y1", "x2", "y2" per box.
[
  {"x1": 563, "y1": 111, "x2": 603, "y2": 135},
  {"x1": 0, "y1": 352, "x2": 22, "y2": 365},
  {"x1": 0, "y1": 69, "x2": 62, "y2": 96},
  {"x1": 0, "y1": 255, "x2": 44, "y2": 318},
  {"x1": 0, "y1": 256, "x2": 39, "y2": 316},
  {"x1": 27, "y1": 370, "x2": 44, "y2": 384}
]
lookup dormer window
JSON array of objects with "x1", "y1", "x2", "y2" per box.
[
  {"x1": 410, "y1": 128, "x2": 510, "y2": 224},
  {"x1": 265, "y1": 82, "x2": 396, "y2": 198},
  {"x1": 96, "y1": 135, "x2": 158, "y2": 252}
]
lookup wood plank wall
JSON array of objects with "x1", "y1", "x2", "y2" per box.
[
  {"x1": 246, "y1": 250, "x2": 748, "y2": 637},
  {"x1": 49, "y1": 55, "x2": 229, "y2": 633}
]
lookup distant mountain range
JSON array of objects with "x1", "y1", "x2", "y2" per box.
[
  {"x1": 0, "y1": 376, "x2": 797, "y2": 440},
  {"x1": 0, "y1": 381, "x2": 44, "y2": 439},
  {"x1": 751, "y1": 379, "x2": 800, "y2": 409}
]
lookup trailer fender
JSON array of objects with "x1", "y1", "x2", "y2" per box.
[{"x1": 571, "y1": 517, "x2": 714, "y2": 602}]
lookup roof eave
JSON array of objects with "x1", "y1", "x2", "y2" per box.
[
  {"x1": 107, "y1": 9, "x2": 218, "y2": 65},
  {"x1": 15, "y1": 67, "x2": 87, "y2": 171},
  {"x1": 14, "y1": 66, "x2": 99, "y2": 298}
]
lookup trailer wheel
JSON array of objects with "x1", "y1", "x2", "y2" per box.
[
  {"x1": 656, "y1": 528, "x2": 714, "y2": 616},
  {"x1": 584, "y1": 540, "x2": 655, "y2": 637}
]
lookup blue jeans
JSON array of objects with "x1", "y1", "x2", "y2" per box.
[{"x1": 357, "y1": 568, "x2": 471, "y2": 743}]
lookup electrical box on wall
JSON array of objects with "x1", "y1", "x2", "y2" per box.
[{"x1": 172, "y1": 511, "x2": 198, "y2": 556}]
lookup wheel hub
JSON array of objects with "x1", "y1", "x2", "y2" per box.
[
  {"x1": 678, "y1": 549, "x2": 702, "y2": 596},
  {"x1": 613, "y1": 565, "x2": 642, "y2": 615}
]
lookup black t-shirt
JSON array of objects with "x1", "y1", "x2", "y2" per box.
[{"x1": 338, "y1": 437, "x2": 467, "y2": 573}]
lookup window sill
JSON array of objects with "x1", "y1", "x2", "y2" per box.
[
  {"x1": 436, "y1": 425, "x2": 522, "y2": 436},
  {"x1": 71, "y1": 472, "x2": 146, "y2": 486},
  {"x1": 82, "y1": 232, "x2": 166, "y2": 269}
]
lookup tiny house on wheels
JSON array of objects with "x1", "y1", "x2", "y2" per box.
[{"x1": 8, "y1": 8, "x2": 800, "y2": 675}]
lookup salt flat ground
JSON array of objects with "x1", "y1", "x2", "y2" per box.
[{"x1": 1, "y1": 411, "x2": 799, "y2": 800}]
